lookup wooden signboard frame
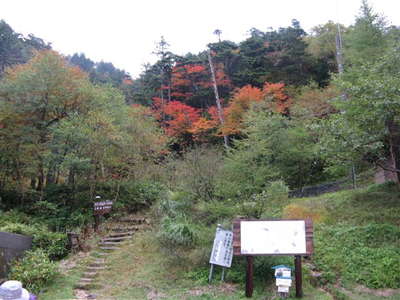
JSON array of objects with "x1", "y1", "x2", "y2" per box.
[{"x1": 233, "y1": 218, "x2": 313, "y2": 298}]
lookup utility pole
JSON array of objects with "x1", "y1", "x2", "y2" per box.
[
  {"x1": 207, "y1": 49, "x2": 229, "y2": 148},
  {"x1": 336, "y1": 23, "x2": 357, "y2": 189},
  {"x1": 335, "y1": 24, "x2": 344, "y2": 75}
]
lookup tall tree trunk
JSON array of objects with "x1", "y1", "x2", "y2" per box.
[
  {"x1": 36, "y1": 159, "x2": 45, "y2": 191},
  {"x1": 30, "y1": 177, "x2": 37, "y2": 189},
  {"x1": 46, "y1": 167, "x2": 55, "y2": 185},
  {"x1": 207, "y1": 49, "x2": 229, "y2": 148},
  {"x1": 68, "y1": 167, "x2": 75, "y2": 186},
  {"x1": 386, "y1": 118, "x2": 400, "y2": 183}
]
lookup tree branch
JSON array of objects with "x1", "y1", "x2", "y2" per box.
[{"x1": 376, "y1": 161, "x2": 400, "y2": 173}]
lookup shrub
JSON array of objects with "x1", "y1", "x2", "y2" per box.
[
  {"x1": 195, "y1": 199, "x2": 238, "y2": 225},
  {"x1": 157, "y1": 216, "x2": 198, "y2": 249},
  {"x1": 239, "y1": 181, "x2": 289, "y2": 218},
  {"x1": 118, "y1": 181, "x2": 166, "y2": 212},
  {"x1": 164, "y1": 146, "x2": 223, "y2": 201},
  {"x1": 8, "y1": 249, "x2": 59, "y2": 294},
  {"x1": 157, "y1": 191, "x2": 193, "y2": 218}
]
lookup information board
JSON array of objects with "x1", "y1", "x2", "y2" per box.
[
  {"x1": 233, "y1": 220, "x2": 313, "y2": 256},
  {"x1": 209, "y1": 227, "x2": 233, "y2": 268}
]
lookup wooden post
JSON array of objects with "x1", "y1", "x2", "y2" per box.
[
  {"x1": 295, "y1": 255, "x2": 303, "y2": 298},
  {"x1": 246, "y1": 256, "x2": 254, "y2": 297},
  {"x1": 94, "y1": 215, "x2": 100, "y2": 232}
]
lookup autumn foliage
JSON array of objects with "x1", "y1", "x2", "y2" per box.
[
  {"x1": 151, "y1": 80, "x2": 291, "y2": 143},
  {"x1": 222, "y1": 85, "x2": 264, "y2": 135},
  {"x1": 263, "y1": 82, "x2": 291, "y2": 116},
  {"x1": 221, "y1": 82, "x2": 291, "y2": 136},
  {"x1": 170, "y1": 63, "x2": 231, "y2": 103}
]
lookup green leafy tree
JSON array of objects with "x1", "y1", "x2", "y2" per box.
[
  {"x1": 327, "y1": 46, "x2": 400, "y2": 181},
  {"x1": 218, "y1": 104, "x2": 326, "y2": 199},
  {"x1": 0, "y1": 50, "x2": 91, "y2": 191},
  {"x1": 344, "y1": 0, "x2": 388, "y2": 66},
  {"x1": 0, "y1": 20, "x2": 50, "y2": 76}
]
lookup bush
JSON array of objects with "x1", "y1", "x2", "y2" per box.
[
  {"x1": 118, "y1": 181, "x2": 166, "y2": 212},
  {"x1": 239, "y1": 181, "x2": 289, "y2": 218},
  {"x1": 157, "y1": 191, "x2": 194, "y2": 218},
  {"x1": 8, "y1": 249, "x2": 59, "y2": 294},
  {"x1": 195, "y1": 199, "x2": 238, "y2": 225},
  {"x1": 163, "y1": 146, "x2": 223, "y2": 201},
  {"x1": 157, "y1": 216, "x2": 198, "y2": 249}
]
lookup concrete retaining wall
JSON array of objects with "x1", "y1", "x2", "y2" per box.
[{"x1": 0, "y1": 232, "x2": 32, "y2": 278}]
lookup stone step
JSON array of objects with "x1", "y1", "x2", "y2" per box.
[
  {"x1": 102, "y1": 236, "x2": 132, "y2": 242},
  {"x1": 119, "y1": 218, "x2": 148, "y2": 224},
  {"x1": 99, "y1": 246, "x2": 120, "y2": 251},
  {"x1": 75, "y1": 281, "x2": 100, "y2": 290},
  {"x1": 80, "y1": 278, "x2": 94, "y2": 282},
  {"x1": 83, "y1": 272, "x2": 98, "y2": 278},
  {"x1": 75, "y1": 282, "x2": 103, "y2": 290},
  {"x1": 89, "y1": 262, "x2": 106, "y2": 268},
  {"x1": 111, "y1": 227, "x2": 139, "y2": 232},
  {"x1": 98, "y1": 241, "x2": 122, "y2": 246},
  {"x1": 86, "y1": 266, "x2": 107, "y2": 271},
  {"x1": 108, "y1": 231, "x2": 135, "y2": 237}
]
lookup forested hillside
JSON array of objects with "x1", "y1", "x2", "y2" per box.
[{"x1": 1, "y1": 0, "x2": 400, "y2": 299}]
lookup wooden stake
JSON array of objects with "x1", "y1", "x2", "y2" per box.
[
  {"x1": 94, "y1": 215, "x2": 100, "y2": 232},
  {"x1": 295, "y1": 256, "x2": 303, "y2": 298},
  {"x1": 246, "y1": 256, "x2": 254, "y2": 297}
]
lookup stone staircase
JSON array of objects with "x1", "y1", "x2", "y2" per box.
[{"x1": 74, "y1": 217, "x2": 149, "y2": 298}]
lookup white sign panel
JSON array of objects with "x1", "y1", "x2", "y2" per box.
[
  {"x1": 278, "y1": 286, "x2": 289, "y2": 293},
  {"x1": 240, "y1": 221, "x2": 306, "y2": 255},
  {"x1": 276, "y1": 278, "x2": 292, "y2": 286},
  {"x1": 209, "y1": 227, "x2": 233, "y2": 267}
]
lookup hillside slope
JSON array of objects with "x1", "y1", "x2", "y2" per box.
[{"x1": 40, "y1": 182, "x2": 400, "y2": 299}]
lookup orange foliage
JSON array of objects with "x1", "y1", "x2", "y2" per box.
[
  {"x1": 263, "y1": 82, "x2": 291, "y2": 116},
  {"x1": 221, "y1": 85, "x2": 264, "y2": 135},
  {"x1": 221, "y1": 82, "x2": 291, "y2": 136},
  {"x1": 189, "y1": 106, "x2": 220, "y2": 141},
  {"x1": 164, "y1": 101, "x2": 200, "y2": 138},
  {"x1": 152, "y1": 99, "x2": 201, "y2": 140},
  {"x1": 123, "y1": 78, "x2": 133, "y2": 85}
]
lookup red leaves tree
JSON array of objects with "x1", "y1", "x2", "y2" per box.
[{"x1": 170, "y1": 62, "x2": 231, "y2": 107}]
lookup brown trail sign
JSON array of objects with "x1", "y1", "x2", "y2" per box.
[
  {"x1": 233, "y1": 219, "x2": 313, "y2": 298},
  {"x1": 93, "y1": 200, "x2": 113, "y2": 232}
]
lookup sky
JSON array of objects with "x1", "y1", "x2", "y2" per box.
[{"x1": 2, "y1": 0, "x2": 399, "y2": 78}]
